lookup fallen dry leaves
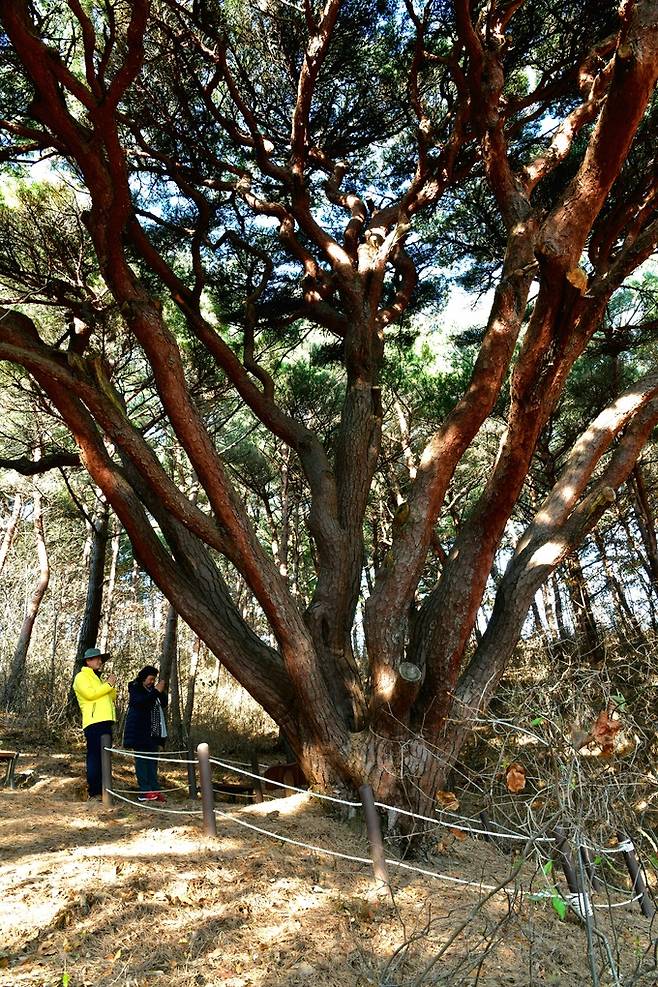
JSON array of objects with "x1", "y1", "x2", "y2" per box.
[{"x1": 505, "y1": 763, "x2": 527, "y2": 793}]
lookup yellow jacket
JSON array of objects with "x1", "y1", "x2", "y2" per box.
[{"x1": 73, "y1": 666, "x2": 117, "y2": 729}]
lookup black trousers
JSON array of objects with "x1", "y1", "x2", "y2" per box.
[
  {"x1": 134, "y1": 742, "x2": 161, "y2": 792},
  {"x1": 83, "y1": 721, "x2": 113, "y2": 797}
]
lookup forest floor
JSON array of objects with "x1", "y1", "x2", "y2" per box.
[{"x1": 1, "y1": 742, "x2": 656, "y2": 987}]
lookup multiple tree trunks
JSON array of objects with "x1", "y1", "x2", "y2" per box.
[{"x1": 1, "y1": 1, "x2": 658, "y2": 819}]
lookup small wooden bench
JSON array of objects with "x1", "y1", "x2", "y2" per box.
[{"x1": 0, "y1": 750, "x2": 20, "y2": 789}]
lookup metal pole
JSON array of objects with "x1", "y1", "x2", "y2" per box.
[
  {"x1": 250, "y1": 752, "x2": 264, "y2": 804},
  {"x1": 577, "y1": 843, "x2": 600, "y2": 987},
  {"x1": 100, "y1": 734, "x2": 113, "y2": 808},
  {"x1": 554, "y1": 827, "x2": 580, "y2": 894},
  {"x1": 187, "y1": 742, "x2": 198, "y2": 799},
  {"x1": 617, "y1": 832, "x2": 656, "y2": 919},
  {"x1": 197, "y1": 743, "x2": 217, "y2": 837},
  {"x1": 7, "y1": 752, "x2": 19, "y2": 790},
  {"x1": 579, "y1": 845, "x2": 604, "y2": 891},
  {"x1": 359, "y1": 784, "x2": 389, "y2": 888},
  {"x1": 554, "y1": 827, "x2": 592, "y2": 924}
]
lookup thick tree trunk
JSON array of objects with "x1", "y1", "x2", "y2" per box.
[
  {"x1": 3, "y1": 475, "x2": 49, "y2": 708},
  {"x1": 1, "y1": 0, "x2": 658, "y2": 838},
  {"x1": 75, "y1": 502, "x2": 109, "y2": 662}
]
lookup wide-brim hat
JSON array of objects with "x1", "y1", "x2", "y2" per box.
[{"x1": 82, "y1": 647, "x2": 110, "y2": 663}]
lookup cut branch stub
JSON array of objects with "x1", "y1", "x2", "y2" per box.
[{"x1": 384, "y1": 661, "x2": 423, "y2": 724}]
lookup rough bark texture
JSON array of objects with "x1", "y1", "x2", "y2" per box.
[{"x1": 74, "y1": 503, "x2": 110, "y2": 663}]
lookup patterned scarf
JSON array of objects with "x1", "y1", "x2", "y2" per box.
[{"x1": 150, "y1": 694, "x2": 167, "y2": 739}]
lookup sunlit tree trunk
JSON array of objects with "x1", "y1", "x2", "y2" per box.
[
  {"x1": 99, "y1": 523, "x2": 121, "y2": 653},
  {"x1": 183, "y1": 635, "x2": 201, "y2": 740},
  {"x1": 3, "y1": 467, "x2": 50, "y2": 708},
  {"x1": 0, "y1": 493, "x2": 21, "y2": 574}
]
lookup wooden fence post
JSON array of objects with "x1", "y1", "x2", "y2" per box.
[
  {"x1": 617, "y1": 832, "x2": 656, "y2": 919},
  {"x1": 554, "y1": 828, "x2": 592, "y2": 923},
  {"x1": 187, "y1": 742, "x2": 198, "y2": 799},
  {"x1": 197, "y1": 743, "x2": 217, "y2": 837},
  {"x1": 101, "y1": 734, "x2": 113, "y2": 808},
  {"x1": 359, "y1": 784, "x2": 389, "y2": 890},
  {"x1": 251, "y1": 753, "x2": 264, "y2": 804}
]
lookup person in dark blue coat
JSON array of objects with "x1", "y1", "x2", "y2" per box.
[{"x1": 123, "y1": 665, "x2": 168, "y2": 802}]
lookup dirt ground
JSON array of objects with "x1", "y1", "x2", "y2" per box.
[{"x1": 1, "y1": 748, "x2": 656, "y2": 987}]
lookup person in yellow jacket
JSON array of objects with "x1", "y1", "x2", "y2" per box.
[{"x1": 73, "y1": 647, "x2": 117, "y2": 800}]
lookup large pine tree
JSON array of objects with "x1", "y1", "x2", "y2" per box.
[{"x1": 1, "y1": 0, "x2": 658, "y2": 823}]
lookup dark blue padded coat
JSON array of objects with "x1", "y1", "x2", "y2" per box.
[{"x1": 123, "y1": 680, "x2": 169, "y2": 750}]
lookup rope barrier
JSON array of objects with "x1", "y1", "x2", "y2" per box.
[
  {"x1": 102, "y1": 745, "x2": 655, "y2": 916},
  {"x1": 207, "y1": 803, "x2": 507, "y2": 894},
  {"x1": 106, "y1": 789, "x2": 202, "y2": 816},
  {"x1": 374, "y1": 800, "x2": 554, "y2": 844},
  {"x1": 593, "y1": 894, "x2": 644, "y2": 910},
  {"x1": 208, "y1": 756, "x2": 361, "y2": 807},
  {"x1": 207, "y1": 753, "x2": 552, "y2": 843},
  {"x1": 107, "y1": 747, "x2": 197, "y2": 765}
]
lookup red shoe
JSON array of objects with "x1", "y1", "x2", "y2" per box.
[{"x1": 154, "y1": 792, "x2": 166, "y2": 802}]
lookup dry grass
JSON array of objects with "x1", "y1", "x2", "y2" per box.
[{"x1": 1, "y1": 747, "x2": 657, "y2": 987}]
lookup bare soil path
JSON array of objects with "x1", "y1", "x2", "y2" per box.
[{"x1": 0, "y1": 749, "x2": 655, "y2": 986}]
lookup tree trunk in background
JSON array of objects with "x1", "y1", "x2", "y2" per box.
[
  {"x1": 183, "y1": 636, "x2": 201, "y2": 741},
  {"x1": 617, "y1": 505, "x2": 658, "y2": 627},
  {"x1": 49, "y1": 579, "x2": 60, "y2": 696},
  {"x1": 592, "y1": 529, "x2": 642, "y2": 639},
  {"x1": 564, "y1": 553, "x2": 604, "y2": 663},
  {"x1": 530, "y1": 597, "x2": 546, "y2": 637},
  {"x1": 552, "y1": 574, "x2": 570, "y2": 644},
  {"x1": 99, "y1": 524, "x2": 121, "y2": 653},
  {"x1": 168, "y1": 648, "x2": 184, "y2": 748},
  {"x1": 159, "y1": 603, "x2": 178, "y2": 684},
  {"x1": 159, "y1": 602, "x2": 183, "y2": 745},
  {"x1": 65, "y1": 502, "x2": 109, "y2": 720},
  {"x1": 0, "y1": 493, "x2": 21, "y2": 574},
  {"x1": 3, "y1": 472, "x2": 49, "y2": 708},
  {"x1": 75, "y1": 502, "x2": 109, "y2": 662},
  {"x1": 628, "y1": 464, "x2": 658, "y2": 596},
  {"x1": 541, "y1": 582, "x2": 557, "y2": 639}
]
